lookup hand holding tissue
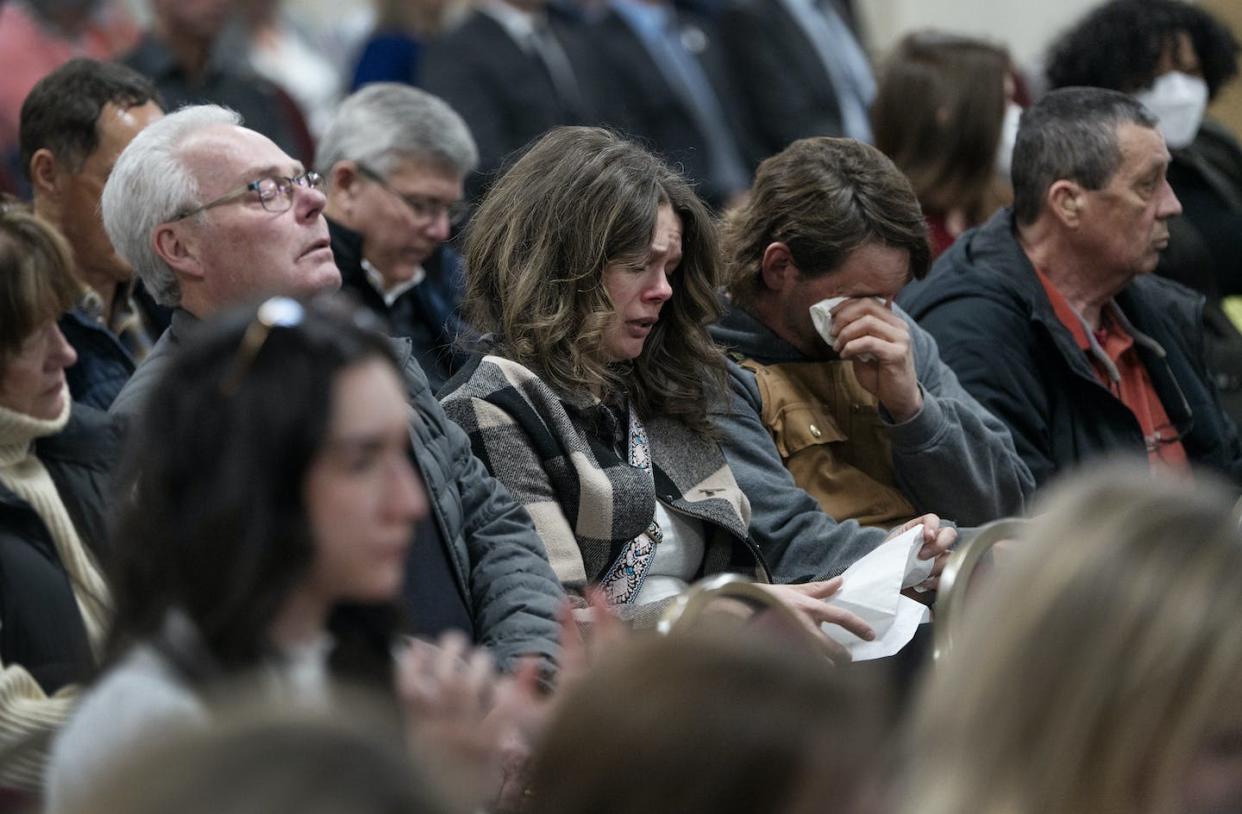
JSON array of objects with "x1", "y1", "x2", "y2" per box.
[{"x1": 821, "y1": 524, "x2": 932, "y2": 661}]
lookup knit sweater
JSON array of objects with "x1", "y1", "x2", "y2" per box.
[{"x1": 0, "y1": 389, "x2": 110, "y2": 790}]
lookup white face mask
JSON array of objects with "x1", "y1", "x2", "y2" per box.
[
  {"x1": 995, "y1": 101, "x2": 1022, "y2": 180},
  {"x1": 1135, "y1": 71, "x2": 1208, "y2": 149}
]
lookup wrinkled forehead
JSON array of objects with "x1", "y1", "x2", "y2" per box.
[{"x1": 179, "y1": 124, "x2": 301, "y2": 198}]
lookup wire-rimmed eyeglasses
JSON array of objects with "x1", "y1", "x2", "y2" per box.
[
  {"x1": 355, "y1": 163, "x2": 469, "y2": 226},
  {"x1": 175, "y1": 171, "x2": 325, "y2": 221}
]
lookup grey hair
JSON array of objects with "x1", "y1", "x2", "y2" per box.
[
  {"x1": 314, "y1": 83, "x2": 478, "y2": 180},
  {"x1": 101, "y1": 105, "x2": 243, "y2": 307},
  {"x1": 1011, "y1": 87, "x2": 1158, "y2": 225}
]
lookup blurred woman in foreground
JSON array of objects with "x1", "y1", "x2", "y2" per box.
[
  {"x1": 45, "y1": 296, "x2": 437, "y2": 807},
  {"x1": 901, "y1": 464, "x2": 1242, "y2": 813}
]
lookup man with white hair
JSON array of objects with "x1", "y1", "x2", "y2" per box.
[
  {"x1": 319, "y1": 83, "x2": 476, "y2": 393},
  {"x1": 105, "y1": 105, "x2": 564, "y2": 670}
]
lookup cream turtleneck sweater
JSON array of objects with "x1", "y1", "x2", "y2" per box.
[{"x1": 0, "y1": 389, "x2": 112, "y2": 790}]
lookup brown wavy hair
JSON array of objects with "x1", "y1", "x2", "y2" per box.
[
  {"x1": 872, "y1": 31, "x2": 1014, "y2": 227},
  {"x1": 722, "y1": 137, "x2": 931, "y2": 308},
  {"x1": 462, "y1": 126, "x2": 726, "y2": 434},
  {"x1": 0, "y1": 198, "x2": 80, "y2": 372}
]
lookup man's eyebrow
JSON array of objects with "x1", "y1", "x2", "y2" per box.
[{"x1": 236, "y1": 163, "x2": 303, "y2": 180}]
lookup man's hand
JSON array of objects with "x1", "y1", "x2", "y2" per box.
[
  {"x1": 887, "y1": 513, "x2": 957, "y2": 600},
  {"x1": 829, "y1": 298, "x2": 923, "y2": 422}
]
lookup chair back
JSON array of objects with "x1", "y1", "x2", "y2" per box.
[{"x1": 933, "y1": 517, "x2": 1029, "y2": 661}]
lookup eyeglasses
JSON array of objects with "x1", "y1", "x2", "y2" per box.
[
  {"x1": 219, "y1": 294, "x2": 386, "y2": 396},
  {"x1": 175, "y1": 171, "x2": 325, "y2": 220},
  {"x1": 219, "y1": 297, "x2": 306, "y2": 396},
  {"x1": 355, "y1": 163, "x2": 468, "y2": 226}
]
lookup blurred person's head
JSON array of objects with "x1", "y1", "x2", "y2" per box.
[
  {"x1": 901, "y1": 464, "x2": 1242, "y2": 814},
  {"x1": 107, "y1": 295, "x2": 426, "y2": 678},
  {"x1": 67, "y1": 701, "x2": 456, "y2": 814},
  {"x1": 1011, "y1": 87, "x2": 1182, "y2": 287},
  {"x1": 722, "y1": 137, "x2": 929, "y2": 356},
  {"x1": 319, "y1": 84, "x2": 476, "y2": 291},
  {"x1": 872, "y1": 31, "x2": 1015, "y2": 230},
  {"x1": 20, "y1": 58, "x2": 163, "y2": 297},
  {"x1": 0, "y1": 201, "x2": 80, "y2": 420},
  {"x1": 463, "y1": 126, "x2": 724, "y2": 433},
  {"x1": 102, "y1": 105, "x2": 340, "y2": 318},
  {"x1": 530, "y1": 630, "x2": 886, "y2": 814},
  {"x1": 1045, "y1": 0, "x2": 1239, "y2": 149},
  {"x1": 150, "y1": 0, "x2": 236, "y2": 45}
]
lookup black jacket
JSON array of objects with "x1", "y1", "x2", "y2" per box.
[
  {"x1": 329, "y1": 219, "x2": 472, "y2": 395},
  {"x1": 576, "y1": 8, "x2": 758, "y2": 207},
  {"x1": 421, "y1": 11, "x2": 586, "y2": 200},
  {"x1": 0, "y1": 405, "x2": 120, "y2": 694},
  {"x1": 717, "y1": 0, "x2": 853, "y2": 156},
  {"x1": 898, "y1": 209, "x2": 1242, "y2": 489}
]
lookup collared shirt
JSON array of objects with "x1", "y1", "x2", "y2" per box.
[
  {"x1": 362, "y1": 258, "x2": 425, "y2": 309},
  {"x1": 1037, "y1": 270, "x2": 1189, "y2": 471},
  {"x1": 77, "y1": 284, "x2": 154, "y2": 362}
]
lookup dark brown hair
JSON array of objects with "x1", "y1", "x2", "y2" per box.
[
  {"x1": 463, "y1": 126, "x2": 726, "y2": 433},
  {"x1": 530, "y1": 631, "x2": 885, "y2": 814},
  {"x1": 723, "y1": 137, "x2": 931, "y2": 307},
  {"x1": 872, "y1": 31, "x2": 1013, "y2": 226},
  {"x1": 0, "y1": 199, "x2": 81, "y2": 370}
]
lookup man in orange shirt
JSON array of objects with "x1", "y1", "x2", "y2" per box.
[{"x1": 900, "y1": 87, "x2": 1242, "y2": 488}]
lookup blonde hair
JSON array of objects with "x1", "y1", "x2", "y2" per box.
[
  {"x1": 900, "y1": 464, "x2": 1242, "y2": 814},
  {"x1": 463, "y1": 126, "x2": 726, "y2": 433}
]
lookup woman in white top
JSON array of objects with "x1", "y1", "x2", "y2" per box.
[{"x1": 439, "y1": 127, "x2": 878, "y2": 645}]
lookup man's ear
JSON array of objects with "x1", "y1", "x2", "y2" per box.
[
  {"x1": 759, "y1": 242, "x2": 798, "y2": 292},
  {"x1": 152, "y1": 221, "x2": 205, "y2": 282},
  {"x1": 28, "y1": 148, "x2": 62, "y2": 198},
  {"x1": 1046, "y1": 180, "x2": 1084, "y2": 229}
]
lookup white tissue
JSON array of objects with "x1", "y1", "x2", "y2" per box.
[
  {"x1": 821, "y1": 524, "x2": 932, "y2": 661},
  {"x1": 809, "y1": 296, "x2": 885, "y2": 361}
]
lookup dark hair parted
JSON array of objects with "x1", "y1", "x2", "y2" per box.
[
  {"x1": 463, "y1": 126, "x2": 726, "y2": 433},
  {"x1": 1010, "y1": 87, "x2": 1157, "y2": 225},
  {"x1": 530, "y1": 631, "x2": 885, "y2": 814},
  {"x1": 723, "y1": 137, "x2": 931, "y2": 308},
  {"x1": 19, "y1": 57, "x2": 161, "y2": 180},
  {"x1": 106, "y1": 296, "x2": 403, "y2": 681},
  {"x1": 1045, "y1": 0, "x2": 1239, "y2": 100},
  {"x1": 0, "y1": 200, "x2": 80, "y2": 369},
  {"x1": 872, "y1": 31, "x2": 1013, "y2": 227}
]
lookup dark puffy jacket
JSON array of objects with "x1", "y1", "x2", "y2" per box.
[
  {"x1": 898, "y1": 208, "x2": 1242, "y2": 489},
  {"x1": 0, "y1": 405, "x2": 120, "y2": 693}
]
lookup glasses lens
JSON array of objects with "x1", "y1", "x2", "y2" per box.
[
  {"x1": 256, "y1": 177, "x2": 294, "y2": 213},
  {"x1": 297, "y1": 171, "x2": 325, "y2": 191}
]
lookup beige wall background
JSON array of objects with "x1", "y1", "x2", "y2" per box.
[{"x1": 855, "y1": 0, "x2": 1108, "y2": 72}]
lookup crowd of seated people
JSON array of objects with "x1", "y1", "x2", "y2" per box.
[{"x1": 0, "y1": 0, "x2": 1241, "y2": 811}]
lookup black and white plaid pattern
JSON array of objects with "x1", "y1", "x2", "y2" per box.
[{"x1": 440, "y1": 355, "x2": 766, "y2": 598}]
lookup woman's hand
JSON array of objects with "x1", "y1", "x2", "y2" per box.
[
  {"x1": 754, "y1": 577, "x2": 875, "y2": 664},
  {"x1": 397, "y1": 632, "x2": 542, "y2": 812}
]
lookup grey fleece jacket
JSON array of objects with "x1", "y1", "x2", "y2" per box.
[
  {"x1": 709, "y1": 304, "x2": 1034, "y2": 583},
  {"x1": 110, "y1": 309, "x2": 565, "y2": 672}
]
